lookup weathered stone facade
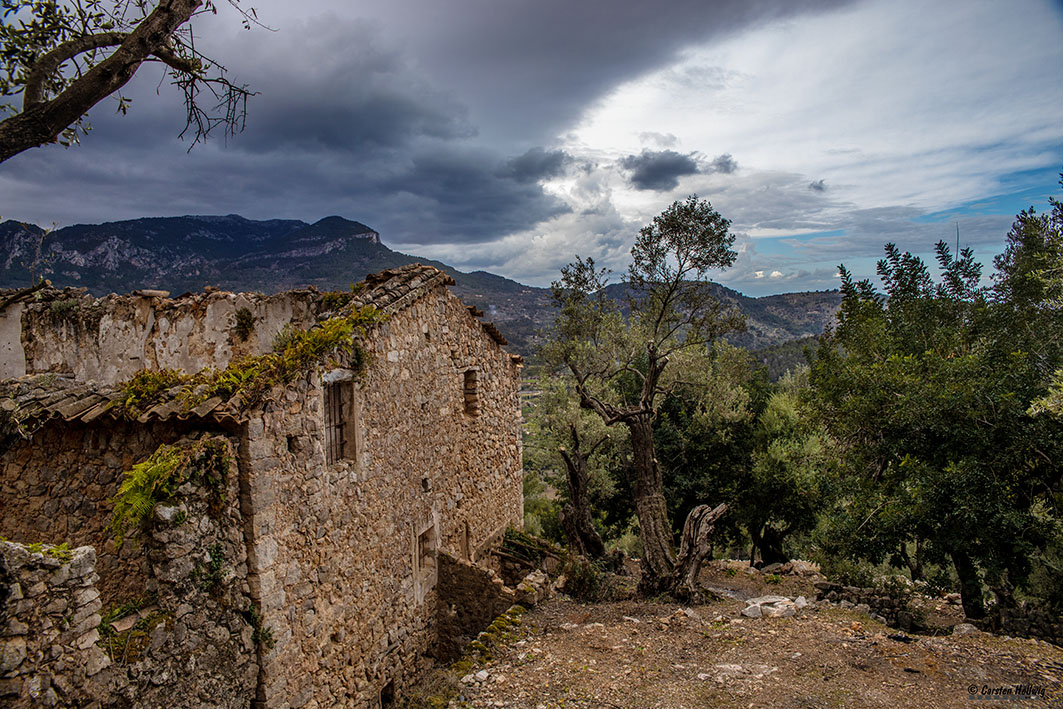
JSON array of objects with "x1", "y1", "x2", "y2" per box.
[
  {"x1": 1, "y1": 436, "x2": 258, "y2": 706},
  {"x1": 0, "y1": 264, "x2": 525, "y2": 707},
  {"x1": 0, "y1": 286, "x2": 320, "y2": 383},
  {"x1": 0, "y1": 420, "x2": 217, "y2": 605}
]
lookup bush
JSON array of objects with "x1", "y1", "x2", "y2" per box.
[{"x1": 561, "y1": 556, "x2": 618, "y2": 602}]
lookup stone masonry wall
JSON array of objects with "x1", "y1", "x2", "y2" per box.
[
  {"x1": 0, "y1": 436, "x2": 258, "y2": 707},
  {"x1": 240, "y1": 283, "x2": 523, "y2": 708},
  {"x1": 0, "y1": 420, "x2": 208, "y2": 605},
  {"x1": 2, "y1": 288, "x2": 319, "y2": 384},
  {"x1": 435, "y1": 553, "x2": 549, "y2": 662}
]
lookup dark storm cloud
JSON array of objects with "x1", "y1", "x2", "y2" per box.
[
  {"x1": 809, "y1": 179, "x2": 827, "y2": 192},
  {"x1": 709, "y1": 153, "x2": 738, "y2": 174},
  {"x1": 496, "y1": 147, "x2": 572, "y2": 183},
  {"x1": 620, "y1": 150, "x2": 700, "y2": 191},
  {"x1": 377, "y1": 147, "x2": 572, "y2": 241},
  {"x1": 226, "y1": 18, "x2": 475, "y2": 154},
  {"x1": 366, "y1": 0, "x2": 855, "y2": 142},
  {"x1": 0, "y1": 0, "x2": 858, "y2": 269}
]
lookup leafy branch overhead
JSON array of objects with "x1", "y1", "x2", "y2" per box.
[{"x1": 0, "y1": 0, "x2": 261, "y2": 163}]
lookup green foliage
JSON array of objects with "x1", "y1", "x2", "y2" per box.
[
  {"x1": 522, "y1": 375, "x2": 622, "y2": 549},
  {"x1": 654, "y1": 341, "x2": 765, "y2": 542},
  {"x1": 191, "y1": 542, "x2": 226, "y2": 591},
  {"x1": 752, "y1": 336, "x2": 818, "y2": 381},
  {"x1": 112, "y1": 368, "x2": 191, "y2": 419},
  {"x1": 98, "y1": 611, "x2": 170, "y2": 664},
  {"x1": 818, "y1": 557, "x2": 875, "y2": 588},
  {"x1": 24, "y1": 541, "x2": 72, "y2": 562},
  {"x1": 108, "y1": 437, "x2": 231, "y2": 548},
  {"x1": 47, "y1": 297, "x2": 77, "y2": 317},
  {"x1": 540, "y1": 197, "x2": 746, "y2": 593},
  {"x1": 809, "y1": 187, "x2": 1063, "y2": 615},
  {"x1": 521, "y1": 471, "x2": 563, "y2": 543},
  {"x1": 0, "y1": 0, "x2": 257, "y2": 160},
  {"x1": 1029, "y1": 368, "x2": 1063, "y2": 418},
  {"x1": 184, "y1": 305, "x2": 381, "y2": 409},
  {"x1": 560, "y1": 555, "x2": 618, "y2": 602},
  {"x1": 246, "y1": 603, "x2": 275, "y2": 649},
  {"x1": 232, "y1": 307, "x2": 255, "y2": 341},
  {"x1": 110, "y1": 305, "x2": 384, "y2": 418}
]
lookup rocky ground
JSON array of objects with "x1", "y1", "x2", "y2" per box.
[{"x1": 410, "y1": 562, "x2": 1063, "y2": 708}]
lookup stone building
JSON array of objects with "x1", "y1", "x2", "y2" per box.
[{"x1": 0, "y1": 264, "x2": 526, "y2": 707}]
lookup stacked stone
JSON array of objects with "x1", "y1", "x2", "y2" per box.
[
  {"x1": 814, "y1": 581, "x2": 918, "y2": 630},
  {"x1": 0, "y1": 541, "x2": 111, "y2": 706},
  {"x1": 245, "y1": 279, "x2": 523, "y2": 706},
  {"x1": 976, "y1": 607, "x2": 1063, "y2": 646},
  {"x1": 436, "y1": 554, "x2": 551, "y2": 662}
]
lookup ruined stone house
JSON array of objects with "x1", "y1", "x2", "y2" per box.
[{"x1": 0, "y1": 264, "x2": 528, "y2": 707}]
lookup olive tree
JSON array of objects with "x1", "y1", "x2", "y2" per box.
[
  {"x1": 544, "y1": 195, "x2": 743, "y2": 596},
  {"x1": 0, "y1": 0, "x2": 257, "y2": 163}
]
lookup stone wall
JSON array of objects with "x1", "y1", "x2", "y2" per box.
[
  {"x1": 2, "y1": 287, "x2": 319, "y2": 384},
  {"x1": 0, "y1": 438, "x2": 258, "y2": 707},
  {"x1": 0, "y1": 419, "x2": 214, "y2": 605},
  {"x1": 814, "y1": 581, "x2": 921, "y2": 631},
  {"x1": 816, "y1": 581, "x2": 1063, "y2": 646},
  {"x1": 976, "y1": 607, "x2": 1063, "y2": 646},
  {"x1": 435, "y1": 553, "x2": 549, "y2": 662},
  {"x1": 240, "y1": 282, "x2": 523, "y2": 707},
  {"x1": 0, "y1": 543, "x2": 109, "y2": 706}
]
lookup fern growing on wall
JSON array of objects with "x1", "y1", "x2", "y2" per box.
[{"x1": 109, "y1": 437, "x2": 231, "y2": 548}]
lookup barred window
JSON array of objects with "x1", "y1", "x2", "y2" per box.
[{"x1": 323, "y1": 380, "x2": 359, "y2": 465}]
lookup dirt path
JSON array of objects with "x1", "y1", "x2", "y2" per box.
[{"x1": 428, "y1": 564, "x2": 1063, "y2": 708}]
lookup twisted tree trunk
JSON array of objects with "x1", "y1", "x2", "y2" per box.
[
  {"x1": 674, "y1": 503, "x2": 729, "y2": 599},
  {"x1": 950, "y1": 548, "x2": 986, "y2": 619},
  {"x1": 558, "y1": 435, "x2": 607, "y2": 559},
  {"x1": 629, "y1": 416, "x2": 676, "y2": 595}
]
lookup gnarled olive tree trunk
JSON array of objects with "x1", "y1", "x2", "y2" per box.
[
  {"x1": 557, "y1": 434, "x2": 607, "y2": 559},
  {"x1": 628, "y1": 416, "x2": 728, "y2": 596}
]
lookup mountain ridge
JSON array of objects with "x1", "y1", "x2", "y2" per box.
[{"x1": 0, "y1": 215, "x2": 841, "y2": 357}]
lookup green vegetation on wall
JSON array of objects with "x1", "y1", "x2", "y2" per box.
[
  {"x1": 109, "y1": 436, "x2": 232, "y2": 548},
  {"x1": 110, "y1": 304, "x2": 384, "y2": 419}
]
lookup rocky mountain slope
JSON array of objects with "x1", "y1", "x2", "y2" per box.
[{"x1": 0, "y1": 215, "x2": 840, "y2": 358}]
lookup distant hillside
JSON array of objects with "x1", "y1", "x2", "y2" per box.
[{"x1": 0, "y1": 215, "x2": 840, "y2": 357}]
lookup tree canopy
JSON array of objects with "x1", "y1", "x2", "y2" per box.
[
  {"x1": 810, "y1": 211, "x2": 1063, "y2": 617},
  {"x1": 0, "y1": 0, "x2": 256, "y2": 163},
  {"x1": 543, "y1": 195, "x2": 744, "y2": 596}
]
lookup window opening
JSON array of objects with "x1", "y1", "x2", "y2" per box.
[
  {"x1": 323, "y1": 380, "x2": 359, "y2": 465},
  {"x1": 379, "y1": 679, "x2": 395, "y2": 707},
  {"x1": 324, "y1": 382, "x2": 345, "y2": 465},
  {"x1": 413, "y1": 519, "x2": 438, "y2": 603},
  {"x1": 463, "y1": 369, "x2": 479, "y2": 416}
]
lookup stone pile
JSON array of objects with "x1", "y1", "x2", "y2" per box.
[{"x1": 740, "y1": 595, "x2": 809, "y2": 618}]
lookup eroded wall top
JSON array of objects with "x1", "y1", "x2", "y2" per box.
[{"x1": 0, "y1": 286, "x2": 321, "y2": 384}]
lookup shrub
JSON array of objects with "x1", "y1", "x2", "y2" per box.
[{"x1": 233, "y1": 307, "x2": 255, "y2": 341}]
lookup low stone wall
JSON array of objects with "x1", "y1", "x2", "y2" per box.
[
  {"x1": 0, "y1": 419, "x2": 207, "y2": 605},
  {"x1": 976, "y1": 607, "x2": 1063, "y2": 646},
  {"x1": 436, "y1": 553, "x2": 549, "y2": 662},
  {"x1": 814, "y1": 581, "x2": 920, "y2": 631},
  {"x1": 816, "y1": 581, "x2": 1063, "y2": 646},
  {"x1": 0, "y1": 436, "x2": 259, "y2": 707},
  {"x1": 0, "y1": 543, "x2": 109, "y2": 706}
]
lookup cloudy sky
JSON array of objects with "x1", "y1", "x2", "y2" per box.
[{"x1": 1, "y1": 0, "x2": 1061, "y2": 295}]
